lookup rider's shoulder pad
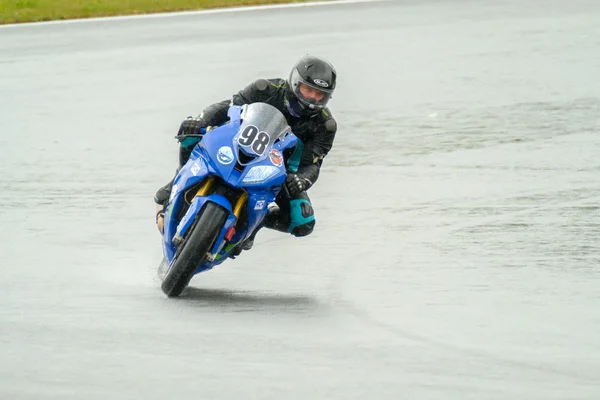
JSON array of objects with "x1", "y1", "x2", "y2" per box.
[
  {"x1": 325, "y1": 117, "x2": 337, "y2": 133},
  {"x1": 253, "y1": 79, "x2": 269, "y2": 92}
]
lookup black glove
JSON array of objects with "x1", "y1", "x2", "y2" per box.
[
  {"x1": 285, "y1": 173, "x2": 310, "y2": 197},
  {"x1": 177, "y1": 116, "x2": 207, "y2": 139}
]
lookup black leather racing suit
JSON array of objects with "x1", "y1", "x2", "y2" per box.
[{"x1": 187, "y1": 78, "x2": 338, "y2": 237}]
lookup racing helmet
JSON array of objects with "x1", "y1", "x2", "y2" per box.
[{"x1": 286, "y1": 55, "x2": 337, "y2": 117}]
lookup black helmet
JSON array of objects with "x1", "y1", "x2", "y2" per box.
[{"x1": 286, "y1": 55, "x2": 336, "y2": 117}]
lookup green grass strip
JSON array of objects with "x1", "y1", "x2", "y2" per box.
[{"x1": 0, "y1": 0, "x2": 313, "y2": 24}]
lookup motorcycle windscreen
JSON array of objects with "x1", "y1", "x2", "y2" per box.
[{"x1": 235, "y1": 103, "x2": 292, "y2": 160}]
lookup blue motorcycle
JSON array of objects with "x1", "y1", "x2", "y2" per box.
[{"x1": 157, "y1": 102, "x2": 298, "y2": 297}]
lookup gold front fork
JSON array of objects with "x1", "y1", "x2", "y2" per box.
[
  {"x1": 195, "y1": 176, "x2": 215, "y2": 197},
  {"x1": 196, "y1": 175, "x2": 247, "y2": 220},
  {"x1": 232, "y1": 191, "x2": 248, "y2": 220}
]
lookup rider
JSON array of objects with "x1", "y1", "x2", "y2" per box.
[{"x1": 155, "y1": 55, "x2": 338, "y2": 255}]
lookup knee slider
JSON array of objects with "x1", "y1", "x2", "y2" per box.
[
  {"x1": 291, "y1": 219, "x2": 315, "y2": 237},
  {"x1": 287, "y1": 198, "x2": 315, "y2": 237}
]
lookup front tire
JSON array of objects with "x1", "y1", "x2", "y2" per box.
[{"x1": 161, "y1": 202, "x2": 228, "y2": 297}]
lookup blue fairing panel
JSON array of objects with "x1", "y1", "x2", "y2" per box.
[{"x1": 161, "y1": 103, "x2": 299, "y2": 276}]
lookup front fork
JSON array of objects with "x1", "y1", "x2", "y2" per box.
[
  {"x1": 196, "y1": 175, "x2": 215, "y2": 197},
  {"x1": 206, "y1": 187, "x2": 248, "y2": 261},
  {"x1": 175, "y1": 175, "x2": 249, "y2": 261},
  {"x1": 195, "y1": 175, "x2": 248, "y2": 220}
]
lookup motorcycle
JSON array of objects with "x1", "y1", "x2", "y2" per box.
[{"x1": 157, "y1": 102, "x2": 298, "y2": 297}]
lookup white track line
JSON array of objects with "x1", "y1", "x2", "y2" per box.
[{"x1": 0, "y1": 0, "x2": 386, "y2": 29}]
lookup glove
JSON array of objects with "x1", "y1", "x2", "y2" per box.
[
  {"x1": 177, "y1": 116, "x2": 208, "y2": 139},
  {"x1": 285, "y1": 173, "x2": 310, "y2": 197}
]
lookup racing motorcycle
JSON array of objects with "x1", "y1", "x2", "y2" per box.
[{"x1": 157, "y1": 102, "x2": 298, "y2": 297}]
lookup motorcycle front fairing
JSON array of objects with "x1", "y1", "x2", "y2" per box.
[{"x1": 162, "y1": 104, "x2": 298, "y2": 271}]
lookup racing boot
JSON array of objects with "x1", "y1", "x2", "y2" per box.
[
  {"x1": 154, "y1": 167, "x2": 180, "y2": 235},
  {"x1": 228, "y1": 222, "x2": 264, "y2": 259},
  {"x1": 261, "y1": 204, "x2": 290, "y2": 233},
  {"x1": 154, "y1": 177, "x2": 174, "y2": 206},
  {"x1": 227, "y1": 204, "x2": 282, "y2": 259},
  {"x1": 154, "y1": 177, "x2": 172, "y2": 235},
  {"x1": 240, "y1": 221, "x2": 264, "y2": 251},
  {"x1": 154, "y1": 146, "x2": 194, "y2": 206},
  {"x1": 156, "y1": 205, "x2": 165, "y2": 234}
]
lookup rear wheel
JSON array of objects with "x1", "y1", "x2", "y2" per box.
[{"x1": 161, "y1": 202, "x2": 228, "y2": 297}]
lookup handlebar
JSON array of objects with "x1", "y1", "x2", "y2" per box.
[{"x1": 173, "y1": 133, "x2": 205, "y2": 140}]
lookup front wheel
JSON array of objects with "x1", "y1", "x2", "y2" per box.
[{"x1": 161, "y1": 202, "x2": 228, "y2": 297}]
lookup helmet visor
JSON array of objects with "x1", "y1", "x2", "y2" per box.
[{"x1": 290, "y1": 69, "x2": 333, "y2": 111}]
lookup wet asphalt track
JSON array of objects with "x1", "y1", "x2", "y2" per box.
[{"x1": 1, "y1": 0, "x2": 600, "y2": 398}]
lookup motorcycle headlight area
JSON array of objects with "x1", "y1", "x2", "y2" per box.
[{"x1": 242, "y1": 166, "x2": 280, "y2": 184}]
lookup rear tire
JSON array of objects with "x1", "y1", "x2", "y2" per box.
[{"x1": 161, "y1": 202, "x2": 228, "y2": 297}]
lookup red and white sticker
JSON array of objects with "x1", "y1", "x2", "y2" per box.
[{"x1": 269, "y1": 149, "x2": 283, "y2": 167}]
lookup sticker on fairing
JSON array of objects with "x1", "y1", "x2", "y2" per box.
[
  {"x1": 237, "y1": 125, "x2": 270, "y2": 156},
  {"x1": 269, "y1": 149, "x2": 283, "y2": 167},
  {"x1": 191, "y1": 162, "x2": 202, "y2": 175},
  {"x1": 217, "y1": 146, "x2": 234, "y2": 165},
  {"x1": 169, "y1": 184, "x2": 178, "y2": 202}
]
